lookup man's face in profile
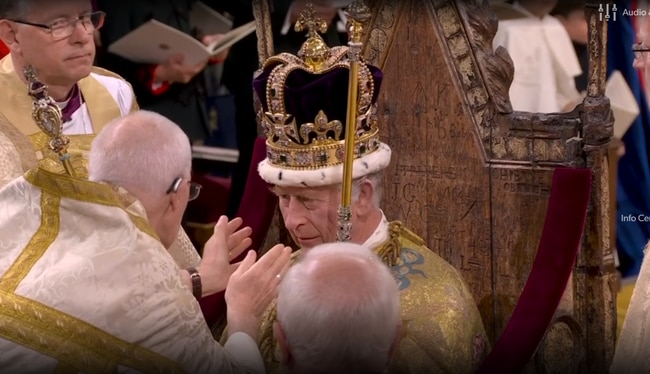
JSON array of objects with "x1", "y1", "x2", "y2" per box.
[{"x1": 635, "y1": 17, "x2": 650, "y2": 72}]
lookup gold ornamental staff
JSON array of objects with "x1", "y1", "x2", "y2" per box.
[
  {"x1": 24, "y1": 65, "x2": 76, "y2": 177},
  {"x1": 338, "y1": 0, "x2": 371, "y2": 242}
]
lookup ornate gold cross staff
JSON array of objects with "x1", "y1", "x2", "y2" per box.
[
  {"x1": 338, "y1": 0, "x2": 371, "y2": 242},
  {"x1": 24, "y1": 65, "x2": 76, "y2": 177}
]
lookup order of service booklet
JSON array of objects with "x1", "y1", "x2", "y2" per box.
[
  {"x1": 107, "y1": 19, "x2": 256, "y2": 66},
  {"x1": 189, "y1": 1, "x2": 233, "y2": 35}
]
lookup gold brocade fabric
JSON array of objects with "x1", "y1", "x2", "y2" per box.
[
  {"x1": 0, "y1": 113, "x2": 37, "y2": 186},
  {"x1": 0, "y1": 167, "x2": 250, "y2": 373},
  {"x1": 253, "y1": 222, "x2": 489, "y2": 374},
  {"x1": 0, "y1": 56, "x2": 123, "y2": 178},
  {"x1": 0, "y1": 55, "x2": 199, "y2": 268},
  {"x1": 611, "y1": 241, "x2": 650, "y2": 373},
  {"x1": 28, "y1": 132, "x2": 95, "y2": 177}
]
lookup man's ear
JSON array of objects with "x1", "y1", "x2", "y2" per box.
[
  {"x1": 274, "y1": 321, "x2": 293, "y2": 367},
  {"x1": 168, "y1": 186, "x2": 185, "y2": 213},
  {"x1": 354, "y1": 178, "x2": 375, "y2": 218},
  {"x1": 0, "y1": 20, "x2": 19, "y2": 52}
]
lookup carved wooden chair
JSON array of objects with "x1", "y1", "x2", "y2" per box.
[{"x1": 253, "y1": 0, "x2": 616, "y2": 371}]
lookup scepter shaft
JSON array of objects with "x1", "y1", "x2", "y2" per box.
[
  {"x1": 341, "y1": 59, "x2": 360, "y2": 207},
  {"x1": 337, "y1": 1, "x2": 369, "y2": 242}
]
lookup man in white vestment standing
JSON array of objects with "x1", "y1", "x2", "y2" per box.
[
  {"x1": 0, "y1": 0, "x2": 229, "y2": 294},
  {"x1": 492, "y1": 0, "x2": 583, "y2": 113},
  {"x1": 0, "y1": 109, "x2": 292, "y2": 373}
]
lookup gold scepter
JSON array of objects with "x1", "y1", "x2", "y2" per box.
[
  {"x1": 24, "y1": 65, "x2": 76, "y2": 177},
  {"x1": 337, "y1": 0, "x2": 371, "y2": 242}
]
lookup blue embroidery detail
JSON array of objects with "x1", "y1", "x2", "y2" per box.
[{"x1": 392, "y1": 248, "x2": 427, "y2": 290}]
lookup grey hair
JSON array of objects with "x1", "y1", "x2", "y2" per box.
[
  {"x1": 346, "y1": 172, "x2": 383, "y2": 208},
  {"x1": 88, "y1": 110, "x2": 192, "y2": 198},
  {"x1": 0, "y1": 0, "x2": 35, "y2": 19},
  {"x1": 277, "y1": 242, "x2": 400, "y2": 374}
]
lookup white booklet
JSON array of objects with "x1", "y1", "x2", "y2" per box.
[
  {"x1": 107, "y1": 19, "x2": 256, "y2": 66},
  {"x1": 189, "y1": 1, "x2": 233, "y2": 35}
]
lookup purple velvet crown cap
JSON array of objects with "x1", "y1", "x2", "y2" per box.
[{"x1": 253, "y1": 62, "x2": 383, "y2": 142}]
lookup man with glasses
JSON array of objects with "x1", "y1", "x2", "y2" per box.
[
  {"x1": 0, "y1": 0, "x2": 132, "y2": 185},
  {"x1": 0, "y1": 109, "x2": 292, "y2": 373},
  {"x1": 0, "y1": 0, "x2": 232, "y2": 305}
]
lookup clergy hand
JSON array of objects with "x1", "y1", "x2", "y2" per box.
[
  {"x1": 198, "y1": 216, "x2": 252, "y2": 297},
  {"x1": 153, "y1": 53, "x2": 209, "y2": 84},
  {"x1": 225, "y1": 243, "x2": 292, "y2": 340}
]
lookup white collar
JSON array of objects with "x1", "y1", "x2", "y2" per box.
[
  {"x1": 362, "y1": 211, "x2": 390, "y2": 250},
  {"x1": 55, "y1": 96, "x2": 72, "y2": 109}
]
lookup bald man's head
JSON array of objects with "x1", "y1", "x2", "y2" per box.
[
  {"x1": 276, "y1": 242, "x2": 401, "y2": 374},
  {"x1": 88, "y1": 110, "x2": 193, "y2": 248},
  {"x1": 88, "y1": 110, "x2": 192, "y2": 198}
]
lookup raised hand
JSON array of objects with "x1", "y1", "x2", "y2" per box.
[
  {"x1": 198, "y1": 216, "x2": 252, "y2": 296},
  {"x1": 225, "y1": 244, "x2": 292, "y2": 340}
]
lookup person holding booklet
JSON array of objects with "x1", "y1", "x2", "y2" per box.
[{"x1": 96, "y1": 0, "x2": 230, "y2": 142}]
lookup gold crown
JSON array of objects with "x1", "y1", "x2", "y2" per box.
[{"x1": 254, "y1": 3, "x2": 381, "y2": 171}]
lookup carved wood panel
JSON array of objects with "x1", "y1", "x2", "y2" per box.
[{"x1": 359, "y1": 0, "x2": 616, "y2": 372}]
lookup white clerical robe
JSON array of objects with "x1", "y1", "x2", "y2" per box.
[
  {"x1": 492, "y1": 3, "x2": 582, "y2": 113},
  {"x1": 0, "y1": 167, "x2": 264, "y2": 374},
  {"x1": 59, "y1": 71, "x2": 134, "y2": 135},
  {"x1": 611, "y1": 241, "x2": 650, "y2": 373},
  {"x1": 0, "y1": 55, "x2": 201, "y2": 270}
]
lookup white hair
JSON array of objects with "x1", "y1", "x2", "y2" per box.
[
  {"x1": 88, "y1": 110, "x2": 192, "y2": 197},
  {"x1": 277, "y1": 242, "x2": 400, "y2": 374},
  {"x1": 344, "y1": 172, "x2": 383, "y2": 208}
]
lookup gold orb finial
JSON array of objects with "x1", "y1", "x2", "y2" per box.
[{"x1": 295, "y1": 3, "x2": 330, "y2": 71}]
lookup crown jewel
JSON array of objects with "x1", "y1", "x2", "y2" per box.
[
  {"x1": 295, "y1": 3, "x2": 330, "y2": 71},
  {"x1": 254, "y1": 3, "x2": 383, "y2": 171}
]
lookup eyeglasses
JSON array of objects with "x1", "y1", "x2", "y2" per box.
[
  {"x1": 633, "y1": 44, "x2": 650, "y2": 59},
  {"x1": 166, "y1": 177, "x2": 202, "y2": 202},
  {"x1": 8, "y1": 11, "x2": 105, "y2": 40}
]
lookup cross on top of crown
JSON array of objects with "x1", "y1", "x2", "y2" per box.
[{"x1": 295, "y1": 3, "x2": 327, "y2": 37}]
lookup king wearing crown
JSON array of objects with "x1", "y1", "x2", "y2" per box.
[{"x1": 249, "y1": 2, "x2": 489, "y2": 373}]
